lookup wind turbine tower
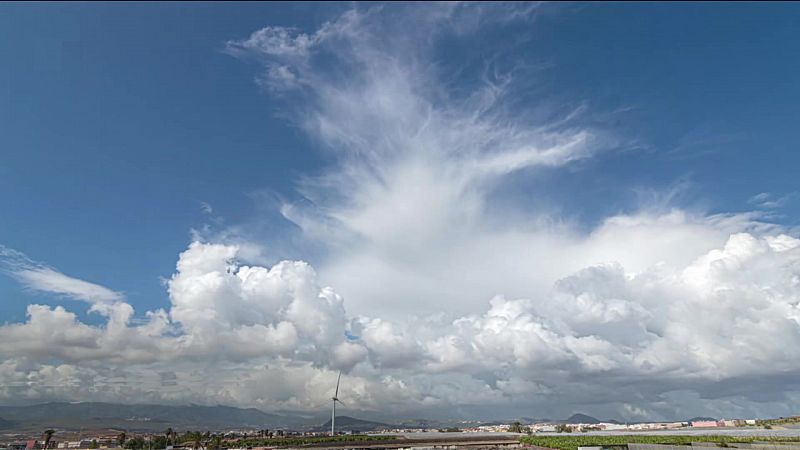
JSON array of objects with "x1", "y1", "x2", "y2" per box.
[{"x1": 331, "y1": 371, "x2": 344, "y2": 436}]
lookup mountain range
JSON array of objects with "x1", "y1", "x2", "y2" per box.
[
  {"x1": 0, "y1": 417, "x2": 14, "y2": 429},
  {"x1": 0, "y1": 403, "x2": 719, "y2": 433},
  {"x1": 561, "y1": 413, "x2": 623, "y2": 424},
  {"x1": 318, "y1": 416, "x2": 394, "y2": 432},
  {"x1": 0, "y1": 402, "x2": 308, "y2": 432},
  {"x1": 557, "y1": 413, "x2": 717, "y2": 425}
]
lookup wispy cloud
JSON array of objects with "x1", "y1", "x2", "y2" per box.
[
  {"x1": 664, "y1": 126, "x2": 749, "y2": 160},
  {"x1": 200, "y1": 201, "x2": 214, "y2": 215},
  {"x1": 748, "y1": 191, "x2": 798, "y2": 210},
  {"x1": 0, "y1": 245, "x2": 124, "y2": 304},
  {"x1": 1, "y1": 4, "x2": 800, "y2": 421},
  {"x1": 214, "y1": 4, "x2": 800, "y2": 419}
]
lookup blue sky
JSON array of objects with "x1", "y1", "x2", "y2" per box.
[
  {"x1": 2, "y1": 3, "x2": 799, "y2": 319},
  {"x1": 1, "y1": 3, "x2": 333, "y2": 320},
  {"x1": 1, "y1": 3, "x2": 800, "y2": 419}
]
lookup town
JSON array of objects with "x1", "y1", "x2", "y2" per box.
[
  {"x1": 400, "y1": 418, "x2": 762, "y2": 434},
  {"x1": 0, "y1": 417, "x2": 784, "y2": 450}
]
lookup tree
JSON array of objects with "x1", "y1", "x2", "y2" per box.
[
  {"x1": 118, "y1": 432, "x2": 127, "y2": 447},
  {"x1": 164, "y1": 428, "x2": 173, "y2": 447},
  {"x1": 208, "y1": 435, "x2": 222, "y2": 450},
  {"x1": 90, "y1": 440, "x2": 98, "y2": 449},
  {"x1": 43, "y1": 430, "x2": 55, "y2": 450},
  {"x1": 124, "y1": 437, "x2": 145, "y2": 450},
  {"x1": 151, "y1": 436, "x2": 167, "y2": 450},
  {"x1": 185, "y1": 431, "x2": 205, "y2": 450},
  {"x1": 555, "y1": 424, "x2": 573, "y2": 433}
]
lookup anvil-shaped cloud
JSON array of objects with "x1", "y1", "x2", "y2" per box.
[{"x1": 1, "y1": 4, "x2": 799, "y2": 421}]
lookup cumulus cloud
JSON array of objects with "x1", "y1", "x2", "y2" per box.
[
  {"x1": 1, "y1": 230, "x2": 800, "y2": 419},
  {"x1": 167, "y1": 242, "x2": 362, "y2": 368},
  {"x1": 222, "y1": 3, "x2": 800, "y2": 418},
  {"x1": 1, "y1": 3, "x2": 800, "y2": 421}
]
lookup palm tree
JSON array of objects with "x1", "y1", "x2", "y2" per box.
[
  {"x1": 43, "y1": 430, "x2": 55, "y2": 450},
  {"x1": 117, "y1": 432, "x2": 127, "y2": 448},
  {"x1": 186, "y1": 432, "x2": 203, "y2": 450},
  {"x1": 164, "y1": 429, "x2": 173, "y2": 447},
  {"x1": 208, "y1": 435, "x2": 222, "y2": 450}
]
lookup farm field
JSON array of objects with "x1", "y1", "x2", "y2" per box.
[{"x1": 520, "y1": 434, "x2": 800, "y2": 450}]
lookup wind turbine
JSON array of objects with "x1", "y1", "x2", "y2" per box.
[{"x1": 330, "y1": 371, "x2": 345, "y2": 436}]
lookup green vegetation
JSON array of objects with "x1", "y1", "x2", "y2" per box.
[
  {"x1": 510, "y1": 421, "x2": 533, "y2": 434},
  {"x1": 122, "y1": 437, "x2": 146, "y2": 450},
  {"x1": 758, "y1": 416, "x2": 800, "y2": 427},
  {"x1": 121, "y1": 435, "x2": 167, "y2": 450},
  {"x1": 520, "y1": 435, "x2": 800, "y2": 450},
  {"x1": 151, "y1": 436, "x2": 168, "y2": 449},
  {"x1": 99, "y1": 431, "x2": 395, "y2": 450},
  {"x1": 208, "y1": 435, "x2": 222, "y2": 450},
  {"x1": 113, "y1": 433, "x2": 394, "y2": 450},
  {"x1": 184, "y1": 431, "x2": 210, "y2": 450}
]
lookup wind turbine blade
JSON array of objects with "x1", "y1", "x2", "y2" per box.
[
  {"x1": 335, "y1": 370, "x2": 341, "y2": 397},
  {"x1": 336, "y1": 399, "x2": 346, "y2": 407}
]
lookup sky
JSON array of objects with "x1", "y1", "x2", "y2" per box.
[{"x1": 1, "y1": 2, "x2": 800, "y2": 422}]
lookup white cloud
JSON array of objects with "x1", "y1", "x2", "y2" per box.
[
  {"x1": 1, "y1": 4, "x2": 800, "y2": 421},
  {"x1": 219, "y1": 4, "x2": 800, "y2": 418},
  {"x1": 200, "y1": 201, "x2": 214, "y2": 215},
  {"x1": 14, "y1": 268, "x2": 124, "y2": 304},
  {"x1": 0, "y1": 245, "x2": 124, "y2": 304},
  {"x1": 748, "y1": 191, "x2": 797, "y2": 210},
  {"x1": 1, "y1": 231, "x2": 800, "y2": 418},
  {"x1": 221, "y1": 4, "x2": 620, "y2": 322}
]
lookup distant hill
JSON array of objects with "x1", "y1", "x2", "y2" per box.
[
  {"x1": 0, "y1": 416, "x2": 14, "y2": 429},
  {"x1": 525, "y1": 418, "x2": 555, "y2": 424},
  {"x1": 397, "y1": 419, "x2": 457, "y2": 429},
  {"x1": 688, "y1": 416, "x2": 717, "y2": 422},
  {"x1": 319, "y1": 416, "x2": 393, "y2": 432},
  {"x1": 559, "y1": 414, "x2": 626, "y2": 424},
  {"x1": 519, "y1": 417, "x2": 552, "y2": 424},
  {"x1": 563, "y1": 413, "x2": 601, "y2": 424},
  {"x1": 0, "y1": 402, "x2": 307, "y2": 432},
  {"x1": 397, "y1": 419, "x2": 439, "y2": 428}
]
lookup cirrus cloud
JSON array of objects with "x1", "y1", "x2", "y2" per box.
[{"x1": 1, "y1": 3, "x2": 799, "y2": 422}]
